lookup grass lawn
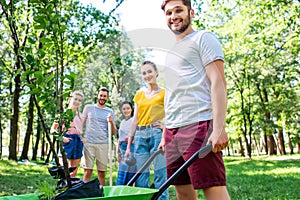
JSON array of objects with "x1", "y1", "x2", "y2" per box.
[{"x1": 0, "y1": 154, "x2": 299, "y2": 199}]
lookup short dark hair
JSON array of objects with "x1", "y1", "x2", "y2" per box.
[
  {"x1": 161, "y1": 0, "x2": 192, "y2": 11},
  {"x1": 98, "y1": 87, "x2": 109, "y2": 95}
]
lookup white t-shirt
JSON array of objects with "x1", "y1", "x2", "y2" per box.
[
  {"x1": 118, "y1": 117, "x2": 133, "y2": 142},
  {"x1": 164, "y1": 30, "x2": 224, "y2": 128}
]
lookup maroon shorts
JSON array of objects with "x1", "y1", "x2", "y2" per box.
[{"x1": 165, "y1": 120, "x2": 226, "y2": 189}]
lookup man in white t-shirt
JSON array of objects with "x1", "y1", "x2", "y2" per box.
[{"x1": 160, "y1": 1, "x2": 230, "y2": 200}]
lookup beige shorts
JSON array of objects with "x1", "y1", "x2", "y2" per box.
[{"x1": 81, "y1": 143, "x2": 108, "y2": 171}]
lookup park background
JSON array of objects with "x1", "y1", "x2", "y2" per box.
[{"x1": 0, "y1": 0, "x2": 299, "y2": 199}]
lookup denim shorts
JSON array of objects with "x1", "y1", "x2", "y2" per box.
[
  {"x1": 165, "y1": 120, "x2": 226, "y2": 189},
  {"x1": 62, "y1": 134, "x2": 83, "y2": 159}
]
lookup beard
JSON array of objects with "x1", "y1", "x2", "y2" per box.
[
  {"x1": 98, "y1": 99, "x2": 107, "y2": 105},
  {"x1": 168, "y1": 12, "x2": 191, "y2": 35}
]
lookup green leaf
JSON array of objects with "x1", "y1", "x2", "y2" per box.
[
  {"x1": 39, "y1": 38, "x2": 52, "y2": 43},
  {"x1": 28, "y1": 37, "x2": 36, "y2": 44},
  {"x1": 64, "y1": 80, "x2": 73, "y2": 86},
  {"x1": 34, "y1": 71, "x2": 43, "y2": 80},
  {"x1": 28, "y1": 88, "x2": 39, "y2": 95},
  {"x1": 45, "y1": 73, "x2": 55, "y2": 84},
  {"x1": 26, "y1": 54, "x2": 35, "y2": 64},
  {"x1": 26, "y1": 83, "x2": 36, "y2": 89},
  {"x1": 34, "y1": 24, "x2": 45, "y2": 30}
]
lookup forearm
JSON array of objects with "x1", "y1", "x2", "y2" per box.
[
  {"x1": 110, "y1": 121, "x2": 117, "y2": 135},
  {"x1": 129, "y1": 116, "x2": 137, "y2": 138},
  {"x1": 211, "y1": 80, "x2": 227, "y2": 135},
  {"x1": 205, "y1": 60, "x2": 227, "y2": 135},
  {"x1": 80, "y1": 118, "x2": 86, "y2": 140},
  {"x1": 126, "y1": 137, "x2": 133, "y2": 150},
  {"x1": 127, "y1": 120, "x2": 137, "y2": 150},
  {"x1": 116, "y1": 139, "x2": 120, "y2": 153}
]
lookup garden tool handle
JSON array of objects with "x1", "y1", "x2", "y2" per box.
[
  {"x1": 126, "y1": 148, "x2": 163, "y2": 186},
  {"x1": 151, "y1": 143, "x2": 212, "y2": 200}
]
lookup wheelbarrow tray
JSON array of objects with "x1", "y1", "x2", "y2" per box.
[
  {"x1": 81, "y1": 186, "x2": 158, "y2": 200},
  {"x1": 0, "y1": 193, "x2": 39, "y2": 200},
  {"x1": 0, "y1": 144, "x2": 212, "y2": 200},
  {"x1": 0, "y1": 186, "x2": 158, "y2": 200}
]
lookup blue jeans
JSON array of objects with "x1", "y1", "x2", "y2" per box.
[
  {"x1": 116, "y1": 141, "x2": 135, "y2": 185},
  {"x1": 120, "y1": 141, "x2": 134, "y2": 159},
  {"x1": 134, "y1": 127, "x2": 168, "y2": 200}
]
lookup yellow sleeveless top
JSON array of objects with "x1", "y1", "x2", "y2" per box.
[{"x1": 133, "y1": 89, "x2": 165, "y2": 126}]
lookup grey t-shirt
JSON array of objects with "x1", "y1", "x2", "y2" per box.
[
  {"x1": 164, "y1": 30, "x2": 224, "y2": 129},
  {"x1": 82, "y1": 104, "x2": 115, "y2": 143}
]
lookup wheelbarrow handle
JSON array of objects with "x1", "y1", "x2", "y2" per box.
[
  {"x1": 151, "y1": 143, "x2": 213, "y2": 200},
  {"x1": 126, "y1": 148, "x2": 163, "y2": 186}
]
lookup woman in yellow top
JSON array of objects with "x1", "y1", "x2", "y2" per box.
[{"x1": 125, "y1": 61, "x2": 168, "y2": 200}]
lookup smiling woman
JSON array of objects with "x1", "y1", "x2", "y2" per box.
[{"x1": 124, "y1": 60, "x2": 169, "y2": 200}]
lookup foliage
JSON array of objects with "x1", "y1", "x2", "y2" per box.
[
  {"x1": 0, "y1": 0, "x2": 123, "y2": 160},
  {"x1": 36, "y1": 181, "x2": 56, "y2": 200},
  {"x1": 51, "y1": 109, "x2": 75, "y2": 141},
  {"x1": 194, "y1": 0, "x2": 300, "y2": 156},
  {"x1": 75, "y1": 28, "x2": 144, "y2": 124},
  {"x1": 0, "y1": 0, "x2": 299, "y2": 165}
]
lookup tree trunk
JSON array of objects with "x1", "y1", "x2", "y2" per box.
[
  {"x1": 297, "y1": 134, "x2": 300, "y2": 153},
  {"x1": 32, "y1": 118, "x2": 41, "y2": 161},
  {"x1": 22, "y1": 69, "x2": 60, "y2": 165},
  {"x1": 267, "y1": 135, "x2": 277, "y2": 155},
  {"x1": 226, "y1": 146, "x2": 231, "y2": 156},
  {"x1": 40, "y1": 137, "x2": 45, "y2": 160},
  {"x1": 277, "y1": 129, "x2": 286, "y2": 155},
  {"x1": 59, "y1": 141, "x2": 72, "y2": 188},
  {"x1": 0, "y1": 114, "x2": 2, "y2": 159},
  {"x1": 45, "y1": 137, "x2": 57, "y2": 164},
  {"x1": 238, "y1": 136, "x2": 245, "y2": 156},
  {"x1": 20, "y1": 95, "x2": 34, "y2": 160},
  {"x1": 287, "y1": 132, "x2": 294, "y2": 154},
  {"x1": 241, "y1": 130, "x2": 251, "y2": 157},
  {"x1": 0, "y1": 75, "x2": 2, "y2": 159},
  {"x1": 9, "y1": 73, "x2": 21, "y2": 161},
  {"x1": 230, "y1": 142, "x2": 234, "y2": 155},
  {"x1": 247, "y1": 130, "x2": 252, "y2": 158},
  {"x1": 32, "y1": 95, "x2": 60, "y2": 166},
  {"x1": 263, "y1": 133, "x2": 268, "y2": 155},
  {"x1": 253, "y1": 134, "x2": 260, "y2": 156}
]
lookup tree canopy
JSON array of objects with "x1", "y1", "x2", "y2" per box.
[{"x1": 0, "y1": 0, "x2": 299, "y2": 161}]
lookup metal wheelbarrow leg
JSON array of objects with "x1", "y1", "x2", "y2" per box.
[{"x1": 126, "y1": 148, "x2": 164, "y2": 187}]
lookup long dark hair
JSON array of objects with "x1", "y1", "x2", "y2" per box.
[{"x1": 121, "y1": 100, "x2": 134, "y2": 117}]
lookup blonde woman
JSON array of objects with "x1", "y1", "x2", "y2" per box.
[{"x1": 52, "y1": 91, "x2": 84, "y2": 177}]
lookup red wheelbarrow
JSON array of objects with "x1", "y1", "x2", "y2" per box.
[{"x1": 0, "y1": 144, "x2": 212, "y2": 200}]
